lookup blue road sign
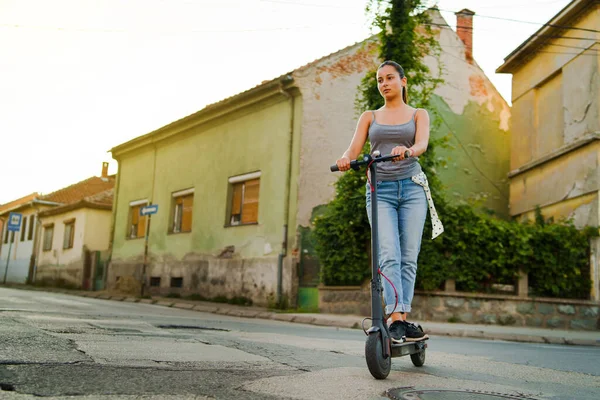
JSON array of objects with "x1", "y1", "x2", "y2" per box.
[
  {"x1": 140, "y1": 204, "x2": 158, "y2": 216},
  {"x1": 7, "y1": 212, "x2": 22, "y2": 232}
]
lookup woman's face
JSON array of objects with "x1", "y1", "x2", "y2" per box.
[{"x1": 377, "y1": 65, "x2": 406, "y2": 100}]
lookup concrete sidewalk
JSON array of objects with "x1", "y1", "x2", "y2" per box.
[
  {"x1": 82, "y1": 290, "x2": 600, "y2": 347},
  {"x1": 4, "y1": 285, "x2": 600, "y2": 347}
]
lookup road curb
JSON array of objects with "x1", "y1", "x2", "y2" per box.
[{"x1": 3, "y1": 285, "x2": 598, "y2": 347}]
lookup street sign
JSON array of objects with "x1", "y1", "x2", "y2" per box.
[
  {"x1": 7, "y1": 212, "x2": 22, "y2": 232},
  {"x1": 140, "y1": 204, "x2": 158, "y2": 216}
]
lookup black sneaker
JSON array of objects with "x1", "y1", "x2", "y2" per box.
[
  {"x1": 388, "y1": 321, "x2": 406, "y2": 343},
  {"x1": 403, "y1": 321, "x2": 429, "y2": 342}
]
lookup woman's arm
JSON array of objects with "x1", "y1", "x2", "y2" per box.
[
  {"x1": 336, "y1": 111, "x2": 372, "y2": 171},
  {"x1": 409, "y1": 108, "x2": 430, "y2": 157}
]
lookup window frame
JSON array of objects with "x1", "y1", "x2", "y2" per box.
[
  {"x1": 28, "y1": 215, "x2": 35, "y2": 241},
  {"x1": 20, "y1": 216, "x2": 27, "y2": 242},
  {"x1": 226, "y1": 171, "x2": 261, "y2": 227},
  {"x1": 42, "y1": 223, "x2": 54, "y2": 252},
  {"x1": 63, "y1": 218, "x2": 75, "y2": 250},
  {"x1": 170, "y1": 188, "x2": 194, "y2": 234}
]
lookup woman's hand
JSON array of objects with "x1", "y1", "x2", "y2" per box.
[
  {"x1": 391, "y1": 146, "x2": 412, "y2": 162},
  {"x1": 336, "y1": 155, "x2": 351, "y2": 172}
]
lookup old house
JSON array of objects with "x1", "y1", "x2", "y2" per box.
[
  {"x1": 0, "y1": 163, "x2": 115, "y2": 285},
  {"x1": 496, "y1": 0, "x2": 599, "y2": 299},
  {"x1": 0, "y1": 193, "x2": 44, "y2": 283},
  {"x1": 108, "y1": 8, "x2": 511, "y2": 306},
  {"x1": 36, "y1": 188, "x2": 114, "y2": 290}
]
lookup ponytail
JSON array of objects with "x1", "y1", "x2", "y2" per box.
[{"x1": 402, "y1": 86, "x2": 407, "y2": 104}]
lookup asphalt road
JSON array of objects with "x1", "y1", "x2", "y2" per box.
[{"x1": 0, "y1": 287, "x2": 598, "y2": 400}]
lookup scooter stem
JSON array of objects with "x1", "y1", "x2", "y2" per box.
[{"x1": 369, "y1": 161, "x2": 390, "y2": 358}]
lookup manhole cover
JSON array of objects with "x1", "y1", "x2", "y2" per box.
[{"x1": 387, "y1": 387, "x2": 539, "y2": 400}]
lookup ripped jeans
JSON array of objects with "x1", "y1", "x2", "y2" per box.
[{"x1": 366, "y1": 178, "x2": 428, "y2": 315}]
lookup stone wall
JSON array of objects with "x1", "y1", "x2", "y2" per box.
[{"x1": 318, "y1": 285, "x2": 600, "y2": 331}]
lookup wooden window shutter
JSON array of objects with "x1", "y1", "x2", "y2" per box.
[
  {"x1": 181, "y1": 194, "x2": 193, "y2": 232},
  {"x1": 136, "y1": 207, "x2": 146, "y2": 238},
  {"x1": 241, "y1": 179, "x2": 260, "y2": 224}
]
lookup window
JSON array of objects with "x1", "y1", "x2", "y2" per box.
[
  {"x1": 171, "y1": 189, "x2": 194, "y2": 233},
  {"x1": 63, "y1": 219, "x2": 75, "y2": 249},
  {"x1": 128, "y1": 200, "x2": 148, "y2": 239},
  {"x1": 170, "y1": 277, "x2": 183, "y2": 288},
  {"x1": 228, "y1": 172, "x2": 261, "y2": 226},
  {"x1": 10, "y1": 231, "x2": 14, "y2": 243},
  {"x1": 28, "y1": 215, "x2": 34, "y2": 241},
  {"x1": 20, "y1": 216, "x2": 27, "y2": 242},
  {"x1": 43, "y1": 224, "x2": 54, "y2": 251},
  {"x1": 150, "y1": 277, "x2": 161, "y2": 287}
]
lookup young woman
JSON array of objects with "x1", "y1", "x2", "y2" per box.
[{"x1": 336, "y1": 60, "x2": 442, "y2": 342}]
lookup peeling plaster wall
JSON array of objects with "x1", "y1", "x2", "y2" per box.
[
  {"x1": 425, "y1": 12, "x2": 511, "y2": 129},
  {"x1": 292, "y1": 40, "x2": 380, "y2": 227},
  {"x1": 510, "y1": 143, "x2": 599, "y2": 214},
  {"x1": 107, "y1": 253, "x2": 297, "y2": 306},
  {"x1": 293, "y1": 10, "x2": 511, "y2": 227},
  {"x1": 507, "y1": 7, "x2": 599, "y2": 225},
  {"x1": 35, "y1": 260, "x2": 84, "y2": 287}
]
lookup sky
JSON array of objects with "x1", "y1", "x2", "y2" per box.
[{"x1": 0, "y1": 0, "x2": 574, "y2": 205}]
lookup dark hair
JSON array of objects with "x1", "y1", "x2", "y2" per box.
[{"x1": 378, "y1": 60, "x2": 407, "y2": 104}]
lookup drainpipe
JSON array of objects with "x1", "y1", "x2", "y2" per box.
[
  {"x1": 29, "y1": 204, "x2": 42, "y2": 284},
  {"x1": 277, "y1": 75, "x2": 295, "y2": 305},
  {"x1": 106, "y1": 159, "x2": 122, "y2": 290}
]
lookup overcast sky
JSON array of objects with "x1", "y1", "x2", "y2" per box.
[{"x1": 0, "y1": 0, "x2": 573, "y2": 205}]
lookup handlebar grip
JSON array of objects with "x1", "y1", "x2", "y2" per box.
[{"x1": 330, "y1": 164, "x2": 340, "y2": 172}]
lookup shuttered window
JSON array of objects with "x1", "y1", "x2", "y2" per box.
[
  {"x1": 128, "y1": 203, "x2": 147, "y2": 239},
  {"x1": 172, "y1": 191, "x2": 194, "y2": 233},
  {"x1": 229, "y1": 178, "x2": 260, "y2": 226}
]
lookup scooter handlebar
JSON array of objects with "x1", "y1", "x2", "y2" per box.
[{"x1": 330, "y1": 150, "x2": 411, "y2": 172}]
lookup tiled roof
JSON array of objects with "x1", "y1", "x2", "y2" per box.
[
  {"x1": 37, "y1": 188, "x2": 115, "y2": 218},
  {"x1": 40, "y1": 175, "x2": 115, "y2": 205},
  {"x1": 111, "y1": 37, "x2": 376, "y2": 155},
  {"x1": 86, "y1": 189, "x2": 114, "y2": 206},
  {"x1": 0, "y1": 193, "x2": 39, "y2": 214}
]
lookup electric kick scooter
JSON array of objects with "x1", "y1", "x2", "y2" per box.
[{"x1": 331, "y1": 150, "x2": 428, "y2": 380}]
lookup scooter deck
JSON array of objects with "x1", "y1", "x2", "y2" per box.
[{"x1": 390, "y1": 338, "x2": 428, "y2": 358}]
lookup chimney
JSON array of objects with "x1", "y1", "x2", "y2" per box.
[
  {"x1": 455, "y1": 9, "x2": 475, "y2": 64},
  {"x1": 101, "y1": 162, "x2": 109, "y2": 179}
]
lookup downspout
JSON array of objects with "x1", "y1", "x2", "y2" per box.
[
  {"x1": 277, "y1": 75, "x2": 295, "y2": 305},
  {"x1": 30, "y1": 204, "x2": 42, "y2": 284},
  {"x1": 106, "y1": 159, "x2": 122, "y2": 289}
]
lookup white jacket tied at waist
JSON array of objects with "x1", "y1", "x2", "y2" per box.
[{"x1": 411, "y1": 171, "x2": 444, "y2": 239}]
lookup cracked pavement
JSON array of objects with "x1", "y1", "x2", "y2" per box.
[{"x1": 0, "y1": 287, "x2": 599, "y2": 400}]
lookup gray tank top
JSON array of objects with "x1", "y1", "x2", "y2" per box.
[{"x1": 368, "y1": 110, "x2": 422, "y2": 181}]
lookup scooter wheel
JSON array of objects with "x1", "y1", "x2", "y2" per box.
[
  {"x1": 410, "y1": 348, "x2": 426, "y2": 367},
  {"x1": 365, "y1": 332, "x2": 391, "y2": 379}
]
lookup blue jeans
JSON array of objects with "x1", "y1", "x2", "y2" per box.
[{"x1": 366, "y1": 178, "x2": 428, "y2": 315}]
